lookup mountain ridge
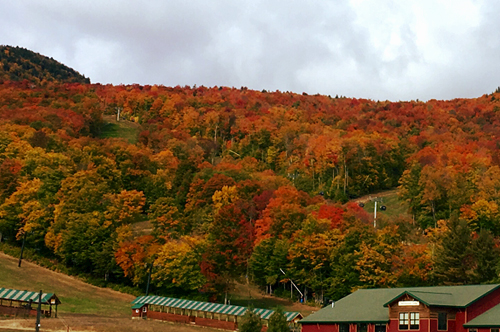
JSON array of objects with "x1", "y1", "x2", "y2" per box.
[{"x1": 0, "y1": 45, "x2": 90, "y2": 84}]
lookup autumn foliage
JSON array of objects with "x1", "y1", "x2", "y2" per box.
[{"x1": 1, "y1": 67, "x2": 500, "y2": 301}]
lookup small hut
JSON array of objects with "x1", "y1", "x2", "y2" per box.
[{"x1": 0, "y1": 287, "x2": 61, "y2": 318}]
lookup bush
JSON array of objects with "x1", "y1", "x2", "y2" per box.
[
  {"x1": 239, "y1": 307, "x2": 263, "y2": 332},
  {"x1": 268, "y1": 307, "x2": 289, "y2": 332}
]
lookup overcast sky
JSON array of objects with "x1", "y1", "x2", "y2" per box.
[{"x1": 2, "y1": 1, "x2": 499, "y2": 101}]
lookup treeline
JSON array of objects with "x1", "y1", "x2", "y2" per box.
[
  {"x1": 1, "y1": 80, "x2": 500, "y2": 302},
  {"x1": 0, "y1": 46, "x2": 90, "y2": 84}
]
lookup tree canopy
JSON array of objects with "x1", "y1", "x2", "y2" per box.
[{"x1": 1, "y1": 67, "x2": 500, "y2": 302}]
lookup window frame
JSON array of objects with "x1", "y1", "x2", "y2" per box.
[
  {"x1": 399, "y1": 312, "x2": 409, "y2": 330},
  {"x1": 438, "y1": 312, "x2": 447, "y2": 331},
  {"x1": 409, "y1": 312, "x2": 420, "y2": 330},
  {"x1": 357, "y1": 323, "x2": 368, "y2": 332},
  {"x1": 399, "y1": 312, "x2": 419, "y2": 330},
  {"x1": 375, "y1": 324, "x2": 387, "y2": 332},
  {"x1": 339, "y1": 323, "x2": 349, "y2": 332}
]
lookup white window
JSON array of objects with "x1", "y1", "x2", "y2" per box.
[
  {"x1": 399, "y1": 312, "x2": 419, "y2": 330},
  {"x1": 399, "y1": 313, "x2": 409, "y2": 330},
  {"x1": 410, "y1": 312, "x2": 419, "y2": 330}
]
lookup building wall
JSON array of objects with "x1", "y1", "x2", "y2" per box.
[
  {"x1": 194, "y1": 317, "x2": 237, "y2": 330},
  {"x1": 427, "y1": 313, "x2": 457, "y2": 332},
  {"x1": 467, "y1": 288, "x2": 500, "y2": 322},
  {"x1": 0, "y1": 304, "x2": 48, "y2": 317},
  {"x1": 131, "y1": 308, "x2": 142, "y2": 318},
  {"x1": 455, "y1": 311, "x2": 466, "y2": 332},
  {"x1": 388, "y1": 318, "x2": 429, "y2": 332},
  {"x1": 147, "y1": 310, "x2": 191, "y2": 323},
  {"x1": 302, "y1": 323, "x2": 337, "y2": 332},
  {"x1": 135, "y1": 306, "x2": 269, "y2": 331},
  {"x1": 476, "y1": 328, "x2": 492, "y2": 332},
  {"x1": 389, "y1": 294, "x2": 430, "y2": 319}
]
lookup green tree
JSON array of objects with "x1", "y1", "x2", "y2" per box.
[
  {"x1": 470, "y1": 229, "x2": 500, "y2": 284},
  {"x1": 267, "y1": 307, "x2": 289, "y2": 332},
  {"x1": 239, "y1": 307, "x2": 263, "y2": 332},
  {"x1": 249, "y1": 238, "x2": 289, "y2": 292},
  {"x1": 433, "y1": 218, "x2": 473, "y2": 285},
  {"x1": 327, "y1": 220, "x2": 375, "y2": 300}
]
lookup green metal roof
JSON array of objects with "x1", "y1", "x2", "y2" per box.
[
  {"x1": 464, "y1": 303, "x2": 500, "y2": 328},
  {"x1": 131, "y1": 295, "x2": 302, "y2": 322},
  {"x1": 132, "y1": 303, "x2": 144, "y2": 309},
  {"x1": 301, "y1": 284, "x2": 500, "y2": 324},
  {"x1": 382, "y1": 284, "x2": 500, "y2": 308},
  {"x1": 0, "y1": 287, "x2": 61, "y2": 305}
]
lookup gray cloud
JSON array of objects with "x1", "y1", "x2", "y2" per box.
[{"x1": 1, "y1": 0, "x2": 499, "y2": 101}]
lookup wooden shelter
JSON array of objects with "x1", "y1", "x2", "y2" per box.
[
  {"x1": 0, "y1": 287, "x2": 61, "y2": 318},
  {"x1": 131, "y1": 295, "x2": 302, "y2": 330}
]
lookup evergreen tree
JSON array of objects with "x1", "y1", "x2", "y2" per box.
[
  {"x1": 433, "y1": 218, "x2": 474, "y2": 285},
  {"x1": 470, "y1": 229, "x2": 500, "y2": 284},
  {"x1": 239, "y1": 307, "x2": 263, "y2": 332},
  {"x1": 268, "y1": 307, "x2": 289, "y2": 332}
]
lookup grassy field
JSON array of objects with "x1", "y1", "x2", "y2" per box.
[
  {"x1": 0, "y1": 252, "x2": 133, "y2": 317},
  {"x1": 355, "y1": 189, "x2": 410, "y2": 220},
  {"x1": 0, "y1": 252, "x2": 225, "y2": 332},
  {"x1": 0, "y1": 253, "x2": 316, "y2": 331},
  {"x1": 99, "y1": 115, "x2": 141, "y2": 143}
]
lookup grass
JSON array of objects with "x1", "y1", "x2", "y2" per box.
[
  {"x1": 229, "y1": 282, "x2": 318, "y2": 317},
  {"x1": 0, "y1": 252, "x2": 225, "y2": 331},
  {"x1": 358, "y1": 190, "x2": 409, "y2": 219},
  {"x1": 99, "y1": 115, "x2": 141, "y2": 144},
  {"x1": 0, "y1": 252, "x2": 316, "y2": 331},
  {"x1": 0, "y1": 252, "x2": 134, "y2": 317}
]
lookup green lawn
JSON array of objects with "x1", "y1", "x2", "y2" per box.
[
  {"x1": 360, "y1": 191, "x2": 409, "y2": 219},
  {"x1": 99, "y1": 115, "x2": 141, "y2": 144},
  {"x1": 0, "y1": 252, "x2": 134, "y2": 317}
]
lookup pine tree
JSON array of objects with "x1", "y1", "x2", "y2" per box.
[
  {"x1": 433, "y1": 218, "x2": 474, "y2": 285},
  {"x1": 239, "y1": 307, "x2": 263, "y2": 332},
  {"x1": 268, "y1": 307, "x2": 289, "y2": 332},
  {"x1": 470, "y1": 229, "x2": 500, "y2": 284}
]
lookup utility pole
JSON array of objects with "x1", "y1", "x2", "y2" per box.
[
  {"x1": 35, "y1": 290, "x2": 42, "y2": 332},
  {"x1": 280, "y1": 268, "x2": 303, "y2": 300},
  {"x1": 145, "y1": 263, "x2": 153, "y2": 296},
  {"x1": 18, "y1": 231, "x2": 27, "y2": 267}
]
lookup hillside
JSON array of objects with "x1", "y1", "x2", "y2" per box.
[
  {"x1": 0, "y1": 45, "x2": 90, "y2": 84},
  {"x1": 0, "y1": 252, "x2": 223, "y2": 332},
  {"x1": 1, "y1": 48, "x2": 500, "y2": 307}
]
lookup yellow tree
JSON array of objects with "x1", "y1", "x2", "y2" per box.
[
  {"x1": 355, "y1": 226, "x2": 401, "y2": 288},
  {"x1": 212, "y1": 185, "x2": 239, "y2": 212},
  {"x1": 0, "y1": 179, "x2": 49, "y2": 246},
  {"x1": 152, "y1": 236, "x2": 207, "y2": 294}
]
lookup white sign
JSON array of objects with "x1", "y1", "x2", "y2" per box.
[{"x1": 398, "y1": 301, "x2": 420, "y2": 306}]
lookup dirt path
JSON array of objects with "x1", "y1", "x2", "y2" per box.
[
  {"x1": 0, "y1": 316, "x2": 224, "y2": 332},
  {"x1": 352, "y1": 188, "x2": 399, "y2": 203},
  {"x1": 232, "y1": 282, "x2": 318, "y2": 316}
]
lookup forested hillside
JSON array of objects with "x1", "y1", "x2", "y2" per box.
[
  {"x1": 1, "y1": 76, "x2": 500, "y2": 302},
  {"x1": 0, "y1": 46, "x2": 90, "y2": 84}
]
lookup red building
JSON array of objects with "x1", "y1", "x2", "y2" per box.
[
  {"x1": 0, "y1": 287, "x2": 61, "y2": 318},
  {"x1": 300, "y1": 284, "x2": 500, "y2": 332}
]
